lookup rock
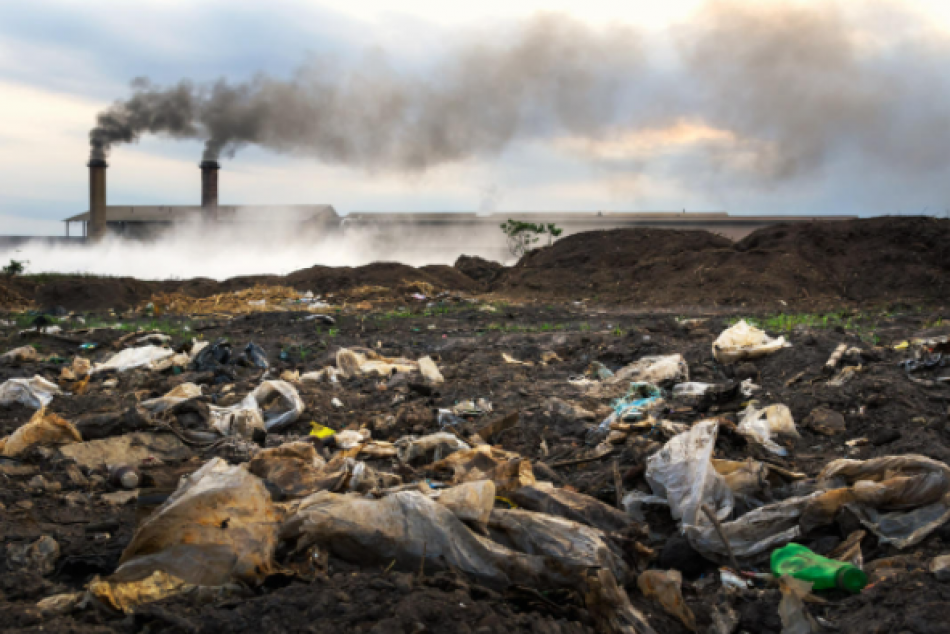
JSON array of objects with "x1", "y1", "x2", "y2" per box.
[
  {"x1": 868, "y1": 427, "x2": 901, "y2": 446},
  {"x1": 930, "y1": 554, "x2": 950, "y2": 581},
  {"x1": 6, "y1": 536, "x2": 60, "y2": 576},
  {"x1": 804, "y1": 407, "x2": 847, "y2": 436}
]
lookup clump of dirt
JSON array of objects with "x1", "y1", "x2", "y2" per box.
[
  {"x1": 493, "y1": 217, "x2": 950, "y2": 308},
  {"x1": 0, "y1": 282, "x2": 31, "y2": 311},
  {"x1": 455, "y1": 254, "x2": 506, "y2": 284}
]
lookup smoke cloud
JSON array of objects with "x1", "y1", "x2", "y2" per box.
[{"x1": 89, "y1": 2, "x2": 950, "y2": 188}]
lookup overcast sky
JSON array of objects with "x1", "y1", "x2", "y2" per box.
[{"x1": 2, "y1": 0, "x2": 950, "y2": 235}]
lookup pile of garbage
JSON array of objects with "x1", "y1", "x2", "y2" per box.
[
  {"x1": 3, "y1": 309, "x2": 950, "y2": 633},
  {"x1": 144, "y1": 285, "x2": 331, "y2": 315}
]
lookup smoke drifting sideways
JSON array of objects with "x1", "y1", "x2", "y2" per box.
[
  {"x1": 12, "y1": 212, "x2": 511, "y2": 280},
  {"x1": 89, "y1": 3, "x2": 950, "y2": 185}
]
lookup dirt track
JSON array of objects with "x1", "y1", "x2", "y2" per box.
[{"x1": 1, "y1": 218, "x2": 950, "y2": 633}]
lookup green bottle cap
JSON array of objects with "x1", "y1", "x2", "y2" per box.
[{"x1": 835, "y1": 566, "x2": 868, "y2": 593}]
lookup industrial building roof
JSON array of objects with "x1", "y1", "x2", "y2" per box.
[{"x1": 65, "y1": 205, "x2": 337, "y2": 223}]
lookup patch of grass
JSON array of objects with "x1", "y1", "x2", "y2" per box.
[
  {"x1": 612, "y1": 326, "x2": 625, "y2": 337},
  {"x1": 20, "y1": 272, "x2": 115, "y2": 284}
]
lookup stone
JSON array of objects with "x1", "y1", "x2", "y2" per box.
[
  {"x1": 6, "y1": 536, "x2": 60, "y2": 576},
  {"x1": 804, "y1": 408, "x2": 847, "y2": 436},
  {"x1": 868, "y1": 427, "x2": 901, "y2": 446}
]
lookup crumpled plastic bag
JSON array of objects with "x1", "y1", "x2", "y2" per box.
[
  {"x1": 777, "y1": 575, "x2": 820, "y2": 634},
  {"x1": 282, "y1": 490, "x2": 587, "y2": 590},
  {"x1": 645, "y1": 420, "x2": 734, "y2": 528},
  {"x1": 335, "y1": 347, "x2": 422, "y2": 379},
  {"x1": 93, "y1": 345, "x2": 177, "y2": 373},
  {"x1": 210, "y1": 380, "x2": 304, "y2": 436},
  {"x1": 638, "y1": 570, "x2": 697, "y2": 632},
  {"x1": 115, "y1": 457, "x2": 279, "y2": 587},
  {"x1": 0, "y1": 408, "x2": 82, "y2": 457},
  {"x1": 437, "y1": 480, "x2": 496, "y2": 529},
  {"x1": 395, "y1": 432, "x2": 470, "y2": 464},
  {"x1": 488, "y1": 508, "x2": 629, "y2": 583},
  {"x1": 141, "y1": 383, "x2": 203, "y2": 413},
  {"x1": 61, "y1": 357, "x2": 92, "y2": 381},
  {"x1": 738, "y1": 403, "x2": 800, "y2": 456},
  {"x1": 809, "y1": 455, "x2": 950, "y2": 548},
  {"x1": 509, "y1": 482, "x2": 634, "y2": 534},
  {"x1": 299, "y1": 367, "x2": 340, "y2": 384},
  {"x1": 0, "y1": 345, "x2": 38, "y2": 365},
  {"x1": 247, "y1": 442, "x2": 328, "y2": 498},
  {"x1": 88, "y1": 570, "x2": 243, "y2": 614},
  {"x1": 418, "y1": 356, "x2": 444, "y2": 385},
  {"x1": 595, "y1": 382, "x2": 665, "y2": 433},
  {"x1": 712, "y1": 320, "x2": 790, "y2": 364},
  {"x1": 428, "y1": 445, "x2": 536, "y2": 494},
  {"x1": 607, "y1": 354, "x2": 688, "y2": 386},
  {"x1": 0, "y1": 375, "x2": 62, "y2": 408}
]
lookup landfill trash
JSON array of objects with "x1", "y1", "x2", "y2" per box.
[
  {"x1": 812, "y1": 454, "x2": 950, "y2": 548},
  {"x1": 713, "y1": 320, "x2": 791, "y2": 364},
  {"x1": 242, "y1": 342, "x2": 269, "y2": 369},
  {"x1": 738, "y1": 403, "x2": 800, "y2": 456},
  {"x1": 210, "y1": 380, "x2": 304, "y2": 436},
  {"x1": 502, "y1": 352, "x2": 533, "y2": 366},
  {"x1": 5, "y1": 535, "x2": 60, "y2": 576},
  {"x1": 428, "y1": 445, "x2": 536, "y2": 494},
  {"x1": 87, "y1": 569, "x2": 242, "y2": 614},
  {"x1": 672, "y1": 382, "x2": 713, "y2": 398},
  {"x1": 452, "y1": 398, "x2": 493, "y2": 416},
  {"x1": 418, "y1": 355, "x2": 444, "y2": 385},
  {"x1": 542, "y1": 397, "x2": 596, "y2": 421},
  {"x1": 771, "y1": 543, "x2": 867, "y2": 593},
  {"x1": 79, "y1": 342, "x2": 97, "y2": 351},
  {"x1": 607, "y1": 354, "x2": 688, "y2": 387},
  {"x1": 300, "y1": 367, "x2": 341, "y2": 384},
  {"x1": 59, "y1": 432, "x2": 191, "y2": 468},
  {"x1": 36, "y1": 592, "x2": 83, "y2": 616},
  {"x1": 93, "y1": 345, "x2": 178, "y2": 373},
  {"x1": 140, "y1": 382, "x2": 203, "y2": 413},
  {"x1": 594, "y1": 382, "x2": 664, "y2": 435},
  {"x1": 719, "y1": 567, "x2": 750, "y2": 591},
  {"x1": 0, "y1": 375, "x2": 62, "y2": 408},
  {"x1": 509, "y1": 482, "x2": 634, "y2": 533},
  {"x1": 0, "y1": 345, "x2": 39, "y2": 365},
  {"x1": 331, "y1": 397, "x2": 343, "y2": 408},
  {"x1": 777, "y1": 575, "x2": 821, "y2": 634},
  {"x1": 282, "y1": 489, "x2": 596, "y2": 590},
  {"x1": 436, "y1": 480, "x2": 496, "y2": 529},
  {"x1": 828, "y1": 365, "x2": 862, "y2": 386},
  {"x1": 60, "y1": 356, "x2": 92, "y2": 382},
  {"x1": 247, "y1": 442, "x2": 329, "y2": 498},
  {"x1": 109, "y1": 465, "x2": 141, "y2": 490},
  {"x1": 113, "y1": 457, "x2": 278, "y2": 590},
  {"x1": 334, "y1": 428, "x2": 371, "y2": 449},
  {"x1": 302, "y1": 313, "x2": 335, "y2": 324},
  {"x1": 637, "y1": 570, "x2": 697, "y2": 632},
  {"x1": 0, "y1": 408, "x2": 81, "y2": 456},
  {"x1": 192, "y1": 338, "x2": 232, "y2": 372},
  {"x1": 488, "y1": 507, "x2": 629, "y2": 582},
  {"x1": 136, "y1": 333, "x2": 172, "y2": 345},
  {"x1": 309, "y1": 422, "x2": 336, "y2": 439},
  {"x1": 929, "y1": 554, "x2": 950, "y2": 581},
  {"x1": 395, "y1": 432, "x2": 470, "y2": 464}
]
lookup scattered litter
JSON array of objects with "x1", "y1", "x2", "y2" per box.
[
  {"x1": 638, "y1": 570, "x2": 696, "y2": 631},
  {"x1": 713, "y1": 320, "x2": 791, "y2": 364},
  {"x1": 738, "y1": 403, "x2": 800, "y2": 456},
  {"x1": 0, "y1": 375, "x2": 62, "y2": 408},
  {"x1": 607, "y1": 354, "x2": 688, "y2": 386},
  {"x1": 0, "y1": 345, "x2": 39, "y2": 365},
  {"x1": 0, "y1": 408, "x2": 81, "y2": 457},
  {"x1": 93, "y1": 345, "x2": 177, "y2": 373}
]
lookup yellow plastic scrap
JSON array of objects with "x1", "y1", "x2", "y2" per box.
[
  {"x1": 894, "y1": 341, "x2": 909, "y2": 350},
  {"x1": 494, "y1": 496, "x2": 518, "y2": 509},
  {"x1": 310, "y1": 422, "x2": 336, "y2": 439},
  {"x1": 88, "y1": 570, "x2": 188, "y2": 613}
]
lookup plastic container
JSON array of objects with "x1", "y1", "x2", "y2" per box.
[{"x1": 771, "y1": 543, "x2": 867, "y2": 593}]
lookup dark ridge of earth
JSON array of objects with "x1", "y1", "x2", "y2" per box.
[{"x1": 2, "y1": 216, "x2": 948, "y2": 312}]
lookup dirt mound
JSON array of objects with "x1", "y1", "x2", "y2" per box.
[
  {"x1": 494, "y1": 217, "x2": 950, "y2": 307},
  {"x1": 0, "y1": 282, "x2": 31, "y2": 311},
  {"x1": 455, "y1": 254, "x2": 506, "y2": 284},
  {"x1": 285, "y1": 261, "x2": 481, "y2": 295}
]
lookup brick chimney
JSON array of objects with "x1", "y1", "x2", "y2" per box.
[
  {"x1": 200, "y1": 160, "x2": 219, "y2": 218},
  {"x1": 88, "y1": 158, "x2": 107, "y2": 240}
]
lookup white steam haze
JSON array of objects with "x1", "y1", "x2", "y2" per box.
[
  {"x1": 3, "y1": 0, "x2": 950, "y2": 279},
  {"x1": 9, "y1": 210, "x2": 509, "y2": 280}
]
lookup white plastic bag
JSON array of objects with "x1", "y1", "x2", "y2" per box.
[
  {"x1": 0, "y1": 375, "x2": 62, "y2": 408},
  {"x1": 141, "y1": 383, "x2": 203, "y2": 413},
  {"x1": 607, "y1": 354, "x2": 688, "y2": 386},
  {"x1": 93, "y1": 345, "x2": 176, "y2": 373},
  {"x1": 209, "y1": 380, "x2": 304, "y2": 437},
  {"x1": 712, "y1": 320, "x2": 790, "y2": 364},
  {"x1": 645, "y1": 419, "x2": 734, "y2": 528},
  {"x1": 395, "y1": 432, "x2": 470, "y2": 463},
  {"x1": 738, "y1": 404, "x2": 799, "y2": 456},
  {"x1": 418, "y1": 356, "x2": 444, "y2": 385}
]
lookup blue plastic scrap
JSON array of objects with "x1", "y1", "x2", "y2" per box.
[{"x1": 597, "y1": 382, "x2": 664, "y2": 430}]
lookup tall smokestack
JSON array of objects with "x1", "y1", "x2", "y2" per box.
[
  {"x1": 88, "y1": 158, "x2": 107, "y2": 240},
  {"x1": 200, "y1": 160, "x2": 219, "y2": 218}
]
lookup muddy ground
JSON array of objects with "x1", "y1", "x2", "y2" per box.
[
  {"x1": 1, "y1": 218, "x2": 950, "y2": 634},
  {"x1": 1, "y1": 293, "x2": 949, "y2": 633}
]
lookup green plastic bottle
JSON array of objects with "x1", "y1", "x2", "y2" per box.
[{"x1": 770, "y1": 543, "x2": 868, "y2": 593}]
